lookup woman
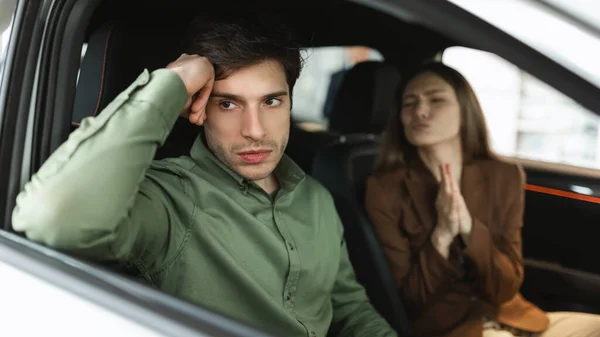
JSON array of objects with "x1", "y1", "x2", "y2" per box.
[{"x1": 364, "y1": 62, "x2": 600, "y2": 337}]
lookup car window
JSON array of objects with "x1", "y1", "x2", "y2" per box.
[
  {"x1": 449, "y1": 0, "x2": 600, "y2": 88},
  {"x1": 444, "y1": 46, "x2": 600, "y2": 170},
  {"x1": 544, "y1": 0, "x2": 600, "y2": 31},
  {"x1": 0, "y1": 0, "x2": 18, "y2": 83},
  {"x1": 292, "y1": 46, "x2": 383, "y2": 130}
]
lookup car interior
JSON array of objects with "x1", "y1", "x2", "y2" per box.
[{"x1": 3, "y1": 0, "x2": 600, "y2": 336}]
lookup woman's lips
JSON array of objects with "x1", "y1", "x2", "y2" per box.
[
  {"x1": 237, "y1": 150, "x2": 272, "y2": 164},
  {"x1": 411, "y1": 122, "x2": 430, "y2": 130}
]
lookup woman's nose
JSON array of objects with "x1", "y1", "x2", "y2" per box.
[{"x1": 414, "y1": 101, "x2": 429, "y2": 119}]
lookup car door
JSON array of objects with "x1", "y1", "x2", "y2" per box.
[{"x1": 0, "y1": 1, "x2": 277, "y2": 336}]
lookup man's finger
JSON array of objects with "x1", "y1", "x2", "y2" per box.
[
  {"x1": 189, "y1": 77, "x2": 214, "y2": 126},
  {"x1": 196, "y1": 75, "x2": 214, "y2": 108}
]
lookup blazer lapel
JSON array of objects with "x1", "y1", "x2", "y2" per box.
[
  {"x1": 461, "y1": 161, "x2": 490, "y2": 225},
  {"x1": 404, "y1": 161, "x2": 437, "y2": 233}
]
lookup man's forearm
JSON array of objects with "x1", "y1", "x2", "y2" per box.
[{"x1": 12, "y1": 69, "x2": 187, "y2": 253}]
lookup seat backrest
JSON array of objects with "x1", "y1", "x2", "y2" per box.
[
  {"x1": 312, "y1": 139, "x2": 413, "y2": 337},
  {"x1": 73, "y1": 18, "x2": 199, "y2": 159},
  {"x1": 328, "y1": 60, "x2": 400, "y2": 135},
  {"x1": 311, "y1": 61, "x2": 412, "y2": 335},
  {"x1": 286, "y1": 60, "x2": 400, "y2": 173}
]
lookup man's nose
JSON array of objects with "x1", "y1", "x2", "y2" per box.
[{"x1": 241, "y1": 106, "x2": 267, "y2": 141}]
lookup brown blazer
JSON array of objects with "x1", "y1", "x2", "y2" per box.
[{"x1": 364, "y1": 158, "x2": 549, "y2": 337}]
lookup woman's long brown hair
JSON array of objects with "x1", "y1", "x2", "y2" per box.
[{"x1": 374, "y1": 62, "x2": 496, "y2": 173}]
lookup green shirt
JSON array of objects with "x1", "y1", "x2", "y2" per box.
[{"x1": 12, "y1": 69, "x2": 396, "y2": 337}]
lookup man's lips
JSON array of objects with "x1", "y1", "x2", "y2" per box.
[{"x1": 237, "y1": 150, "x2": 272, "y2": 164}]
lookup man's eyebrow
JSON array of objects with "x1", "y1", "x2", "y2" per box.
[
  {"x1": 262, "y1": 90, "x2": 289, "y2": 100},
  {"x1": 210, "y1": 92, "x2": 242, "y2": 101},
  {"x1": 210, "y1": 90, "x2": 289, "y2": 101}
]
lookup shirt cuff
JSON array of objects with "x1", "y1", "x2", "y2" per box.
[{"x1": 128, "y1": 69, "x2": 189, "y2": 130}]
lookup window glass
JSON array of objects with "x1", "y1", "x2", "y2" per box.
[
  {"x1": 292, "y1": 46, "x2": 383, "y2": 130},
  {"x1": 0, "y1": 0, "x2": 18, "y2": 81},
  {"x1": 444, "y1": 46, "x2": 600, "y2": 169},
  {"x1": 449, "y1": 0, "x2": 600, "y2": 88}
]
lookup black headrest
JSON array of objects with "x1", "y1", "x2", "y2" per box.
[
  {"x1": 327, "y1": 61, "x2": 401, "y2": 135},
  {"x1": 72, "y1": 20, "x2": 186, "y2": 125}
]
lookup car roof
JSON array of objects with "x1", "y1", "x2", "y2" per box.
[{"x1": 86, "y1": 0, "x2": 457, "y2": 61}]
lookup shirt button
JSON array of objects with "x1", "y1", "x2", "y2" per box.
[
  {"x1": 288, "y1": 242, "x2": 294, "y2": 250},
  {"x1": 286, "y1": 292, "x2": 292, "y2": 301},
  {"x1": 311, "y1": 331, "x2": 316, "y2": 337}
]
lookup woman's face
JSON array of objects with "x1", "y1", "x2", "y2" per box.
[{"x1": 400, "y1": 72, "x2": 461, "y2": 148}]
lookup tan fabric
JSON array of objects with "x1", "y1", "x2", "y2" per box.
[
  {"x1": 364, "y1": 158, "x2": 549, "y2": 337},
  {"x1": 541, "y1": 312, "x2": 600, "y2": 337},
  {"x1": 484, "y1": 312, "x2": 600, "y2": 337}
]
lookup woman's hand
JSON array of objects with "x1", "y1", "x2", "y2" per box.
[{"x1": 432, "y1": 164, "x2": 472, "y2": 258}]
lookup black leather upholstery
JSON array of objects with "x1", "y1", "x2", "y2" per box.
[
  {"x1": 286, "y1": 124, "x2": 338, "y2": 173},
  {"x1": 286, "y1": 60, "x2": 401, "y2": 173},
  {"x1": 73, "y1": 19, "x2": 199, "y2": 159},
  {"x1": 311, "y1": 62, "x2": 411, "y2": 335},
  {"x1": 328, "y1": 61, "x2": 401, "y2": 135},
  {"x1": 313, "y1": 139, "x2": 413, "y2": 337}
]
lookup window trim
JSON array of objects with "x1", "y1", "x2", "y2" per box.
[
  {"x1": 1, "y1": 0, "x2": 45, "y2": 230},
  {"x1": 442, "y1": 46, "x2": 600, "y2": 174},
  {"x1": 353, "y1": 0, "x2": 600, "y2": 118},
  {"x1": 0, "y1": 0, "x2": 279, "y2": 336},
  {"x1": 0, "y1": 231, "x2": 276, "y2": 337}
]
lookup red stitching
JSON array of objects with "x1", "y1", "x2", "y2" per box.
[{"x1": 92, "y1": 24, "x2": 115, "y2": 117}]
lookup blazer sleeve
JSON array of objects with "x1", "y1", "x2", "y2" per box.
[
  {"x1": 364, "y1": 176, "x2": 465, "y2": 317},
  {"x1": 463, "y1": 163, "x2": 526, "y2": 305}
]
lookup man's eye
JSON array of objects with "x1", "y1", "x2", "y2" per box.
[
  {"x1": 265, "y1": 98, "x2": 282, "y2": 107},
  {"x1": 220, "y1": 101, "x2": 237, "y2": 110},
  {"x1": 431, "y1": 98, "x2": 444, "y2": 103},
  {"x1": 402, "y1": 101, "x2": 416, "y2": 107}
]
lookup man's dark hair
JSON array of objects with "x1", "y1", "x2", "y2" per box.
[{"x1": 181, "y1": 10, "x2": 303, "y2": 95}]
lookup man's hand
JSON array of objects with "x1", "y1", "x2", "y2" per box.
[{"x1": 167, "y1": 54, "x2": 215, "y2": 126}]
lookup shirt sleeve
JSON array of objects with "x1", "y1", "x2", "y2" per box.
[
  {"x1": 12, "y1": 69, "x2": 188, "y2": 270},
  {"x1": 327, "y1": 195, "x2": 397, "y2": 337}
]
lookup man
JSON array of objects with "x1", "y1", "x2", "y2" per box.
[{"x1": 12, "y1": 12, "x2": 396, "y2": 337}]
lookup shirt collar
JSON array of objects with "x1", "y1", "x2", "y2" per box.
[{"x1": 190, "y1": 132, "x2": 305, "y2": 193}]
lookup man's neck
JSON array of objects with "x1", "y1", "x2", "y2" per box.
[{"x1": 254, "y1": 174, "x2": 279, "y2": 195}]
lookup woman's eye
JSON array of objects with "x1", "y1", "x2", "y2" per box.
[
  {"x1": 402, "y1": 101, "x2": 416, "y2": 108},
  {"x1": 265, "y1": 98, "x2": 282, "y2": 107},
  {"x1": 431, "y1": 98, "x2": 444, "y2": 103},
  {"x1": 220, "y1": 101, "x2": 237, "y2": 110}
]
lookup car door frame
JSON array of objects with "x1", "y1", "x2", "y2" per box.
[{"x1": 0, "y1": 0, "x2": 278, "y2": 336}]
